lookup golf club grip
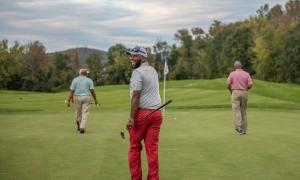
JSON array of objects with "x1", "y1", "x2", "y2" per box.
[{"x1": 143, "y1": 100, "x2": 172, "y2": 119}]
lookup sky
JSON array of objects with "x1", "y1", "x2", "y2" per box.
[{"x1": 0, "y1": 0, "x2": 287, "y2": 52}]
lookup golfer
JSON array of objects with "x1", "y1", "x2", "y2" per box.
[
  {"x1": 67, "y1": 68, "x2": 98, "y2": 134},
  {"x1": 126, "y1": 46, "x2": 162, "y2": 180},
  {"x1": 227, "y1": 61, "x2": 253, "y2": 135}
]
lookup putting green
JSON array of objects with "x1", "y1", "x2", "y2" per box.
[{"x1": 1, "y1": 78, "x2": 299, "y2": 180}]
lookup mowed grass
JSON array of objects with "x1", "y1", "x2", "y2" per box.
[{"x1": 0, "y1": 78, "x2": 300, "y2": 180}]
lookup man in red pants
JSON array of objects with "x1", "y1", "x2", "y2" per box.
[{"x1": 126, "y1": 46, "x2": 162, "y2": 180}]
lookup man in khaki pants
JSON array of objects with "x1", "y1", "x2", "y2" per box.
[
  {"x1": 227, "y1": 61, "x2": 253, "y2": 135},
  {"x1": 67, "y1": 68, "x2": 98, "y2": 134}
]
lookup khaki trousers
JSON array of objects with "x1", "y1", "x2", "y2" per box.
[
  {"x1": 74, "y1": 96, "x2": 90, "y2": 130},
  {"x1": 231, "y1": 90, "x2": 248, "y2": 133}
]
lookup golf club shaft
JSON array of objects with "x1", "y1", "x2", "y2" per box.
[
  {"x1": 141, "y1": 100, "x2": 172, "y2": 120},
  {"x1": 120, "y1": 100, "x2": 172, "y2": 139}
]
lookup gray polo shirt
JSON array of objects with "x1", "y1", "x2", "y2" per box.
[{"x1": 130, "y1": 62, "x2": 161, "y2": 109}]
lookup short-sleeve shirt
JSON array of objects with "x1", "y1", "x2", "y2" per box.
[
  {"x1": 70, "y1": 75, "x2": 94, "y2": 96},
  {"x1": 227, "y1": 69, "x2": 253, "y2": 91},
  {"x1": 130, "y1": 62, "x2": 161, "y2": 109}
]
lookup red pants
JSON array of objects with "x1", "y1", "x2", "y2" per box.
[{"x1": 128, "y1": 109, "x2": 162, "y2": 180}]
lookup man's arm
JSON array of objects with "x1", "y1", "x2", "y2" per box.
[
  {"x1": 227, "y1": 73, "x2": 232, "y2": 94},
  {"x1": 127, "y1": 90, "x2": 141, "y2": 129},
  {"x1": 227, "y1": 84, "x2": 232, "y2": 94},
  {"x1": 90, "y1": 89, "x2": 98, "y2": 105},
  {"x1": 247, "y1": 76, "x2": 253, "y2": 90},
  {"x1": 67, "y1": 90, "x2": 74, "y2": 107}
]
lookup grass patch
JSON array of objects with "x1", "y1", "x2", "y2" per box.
[{"x1": 0, "y1": 78, "x2": 300, "y2": 179}]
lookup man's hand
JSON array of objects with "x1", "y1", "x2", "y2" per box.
[
  {"x1": 65, "y1": 97, "x2": 73, "y2": 107},
  {"x1": 64, "y1": 100, "x2": 70, "y2": 107},
  {"x1": 65, "y1": 100, "x2": 71, "y2": 107},
  {"x1": 126, "y1": 117, "x2": 134, "y2": 130},
  {"x1": 95, "y1": 100, "x2": 100, "y2": 107}
]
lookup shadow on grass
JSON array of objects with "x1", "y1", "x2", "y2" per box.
[{"x1": 0, "y1": 108, "x2": 43, "y2": 114}]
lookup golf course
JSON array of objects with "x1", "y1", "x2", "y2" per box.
[{"x1": 0, "y1": 78, "x2": 299, "y2": 180}]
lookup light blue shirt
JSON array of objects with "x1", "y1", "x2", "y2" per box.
[{"x1": 70, "y1": 75, "x2": 94, "y2": 96}]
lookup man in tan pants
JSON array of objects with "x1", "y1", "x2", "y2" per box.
[
  {"x1": 227, "y1": 61, "x2": 253, "y2": 135},
  {"x1": 67, "y1": 68, "x2": 98, "y2": 134}
]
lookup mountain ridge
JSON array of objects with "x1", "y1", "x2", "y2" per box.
[{"x1": 47, "y1": 47, "x2": 108, "y2": 63}]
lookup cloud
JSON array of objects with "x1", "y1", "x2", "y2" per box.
[{"x1": 0, "y1": 0, "x2": 287, "y2": 52}]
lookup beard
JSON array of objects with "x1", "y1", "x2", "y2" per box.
[{"x1": 132, "y1": 58, "x2": 142, "y2": 69}]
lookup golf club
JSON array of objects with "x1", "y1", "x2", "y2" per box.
[{"x1": 120, "y1": 99, "x2": 173, "y2": 140}]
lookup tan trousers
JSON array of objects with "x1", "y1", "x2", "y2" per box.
[
  {"x1": 231, "y1": 90, "x2": 248, "y2": 133},
  {"x1": 74, "y1": 96, "x2": 90, "y2": 130}
]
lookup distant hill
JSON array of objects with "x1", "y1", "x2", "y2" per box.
[{"x1": 47, "y1": 47, "x2": 108, "y2": 63}]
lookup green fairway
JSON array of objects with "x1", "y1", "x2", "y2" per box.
[{"x1": 1, "y1": 78, "x2": 300, "y2": 180}]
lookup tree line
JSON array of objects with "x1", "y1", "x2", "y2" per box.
[{"x1": 1, "y1": 0, "x2": 300, "y2": 92}]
